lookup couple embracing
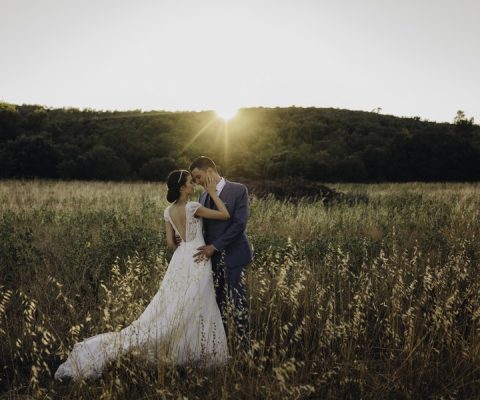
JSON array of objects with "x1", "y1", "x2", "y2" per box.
[{"x1": 55, "y1": 156, "x2": 253, "y2": 380}]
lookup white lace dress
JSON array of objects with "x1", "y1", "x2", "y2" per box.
[{"x1": 54, "y1": 201, "x2": 228, "y2": 381}]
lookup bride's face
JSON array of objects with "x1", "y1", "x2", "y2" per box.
[{"x1": 181, "y1": 174, "x2": 196, "y2": 196}]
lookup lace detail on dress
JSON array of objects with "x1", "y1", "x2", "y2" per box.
[{"x1": 186, "y1": 202, "x2": 202, "y2": 242}]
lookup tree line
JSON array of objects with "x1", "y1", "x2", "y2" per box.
[{"x1": 1, "y1": 103, "x2": 479, "y2": 182}]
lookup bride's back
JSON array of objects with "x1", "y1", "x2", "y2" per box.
[
  {"x1": 166, "y1": 201, "x2": 205, "y2": 245},
  {"x1": 168, "y1": 203, "x2": 187, "y2": 241}
]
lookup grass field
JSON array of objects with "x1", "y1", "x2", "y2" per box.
[{"x1": 1, "y1": 180, "x2": 480, "y2": 399}]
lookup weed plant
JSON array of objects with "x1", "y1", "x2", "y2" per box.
[{"x1": 1, "y1": 180, "x2": 479, "y2": 399}]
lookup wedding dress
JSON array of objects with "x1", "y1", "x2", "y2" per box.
[{"x1": 54, "y1": 201, "x2": 228, "y2": 380}]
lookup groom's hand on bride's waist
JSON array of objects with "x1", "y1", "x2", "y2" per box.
[
  {"x1": 193, "y1": 244, "x2": 216, "y2": 263},
  {"x1": 174, "y1": 234, "x2": 182, "y2": 247}
]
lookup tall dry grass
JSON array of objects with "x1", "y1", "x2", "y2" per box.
[{"x1": 1, "y1": 180, "x2": 479, "y2": 399}]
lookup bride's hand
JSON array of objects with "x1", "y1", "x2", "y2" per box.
[{"x1": 205, "y1": 173, "x2": 216, "y2": 195}]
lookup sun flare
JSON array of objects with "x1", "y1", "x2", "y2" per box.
[{"x1": 215, "y1": 106, "x2": 238, "y2": 121}]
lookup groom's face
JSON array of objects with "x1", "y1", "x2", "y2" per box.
[{"x1": 191, "y1": 167, "x2": 209, "y2": 187}]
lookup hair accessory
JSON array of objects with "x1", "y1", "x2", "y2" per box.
[{"x1": 177, "y1": 171, "x2": 183, "y2": 183}]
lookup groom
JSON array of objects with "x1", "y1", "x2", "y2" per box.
[{"x1": 189, "y1": 156, "x2": 253, "y2": 349}]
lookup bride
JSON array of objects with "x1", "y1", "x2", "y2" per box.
[{"x1": 54, "y1": 170, "x2": 229, "y2": 380}]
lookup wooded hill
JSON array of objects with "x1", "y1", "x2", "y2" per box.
[{"x1": 1, "y1": 103, "x2": 479, "y2": 182}]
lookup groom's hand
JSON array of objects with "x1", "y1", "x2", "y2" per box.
[
  {"x1": 174, "y1": 234, "x2": 182, "y2": 247},
  {"x1": 194, "y1": 244, "x2": 215, "y2": 263}
]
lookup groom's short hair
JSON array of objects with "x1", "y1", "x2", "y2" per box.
[{"x1": 189, "y1": 156, "x2": 217, "y2": 172}]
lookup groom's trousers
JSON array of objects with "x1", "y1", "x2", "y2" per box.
[{"x1": 211, "y1": 252, "x2": 250, "y2": 351}]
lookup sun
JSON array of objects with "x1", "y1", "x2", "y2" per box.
[{"x1": 215, "y1": 106, "x2": 238, "y2": 121}]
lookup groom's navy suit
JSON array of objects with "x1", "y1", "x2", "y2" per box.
[{"x1": 200, "y1": 179, "x2": 253, "y2": 345}]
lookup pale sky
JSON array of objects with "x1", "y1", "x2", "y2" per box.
[{"x1": 1, "y1": 0, "x2": 479, "y2": 123}]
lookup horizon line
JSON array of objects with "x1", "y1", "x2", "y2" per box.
[{"x1": 0, "y1": 99, "x2": 462, "y2": 125}]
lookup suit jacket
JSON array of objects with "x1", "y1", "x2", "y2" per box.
[{"x1": 199, "y1": 180, "x2": 253, "y2": 268}]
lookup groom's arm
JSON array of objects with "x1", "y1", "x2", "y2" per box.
[{"x1": 211, "y1": 185, "x2": 249, "y2": 252}]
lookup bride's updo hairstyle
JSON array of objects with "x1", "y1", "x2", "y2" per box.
[{"x1": 166, "y1": 169, "x2": 190, "y2": 203}]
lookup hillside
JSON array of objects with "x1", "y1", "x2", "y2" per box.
[{"x1": 1, "y1": 103, "x2": 479, "y2": 182}]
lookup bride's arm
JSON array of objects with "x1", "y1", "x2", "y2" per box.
[
  {"x1": 194, "y1": 174, "x2": 230, "y2": 220},
  {"x1": 165, "y1": 221, "x2": 177, "y2": 250},
  {"x1": 195, "y1": 200, "x2": 230, "y2": 220}
]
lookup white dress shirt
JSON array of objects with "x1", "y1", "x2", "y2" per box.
[
  {"x1": 216, "y1": 177, "x2": 226, "y2": 196},
  {"x1": 210, "y1": 177, "x2": 226, "y2": 253}
]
